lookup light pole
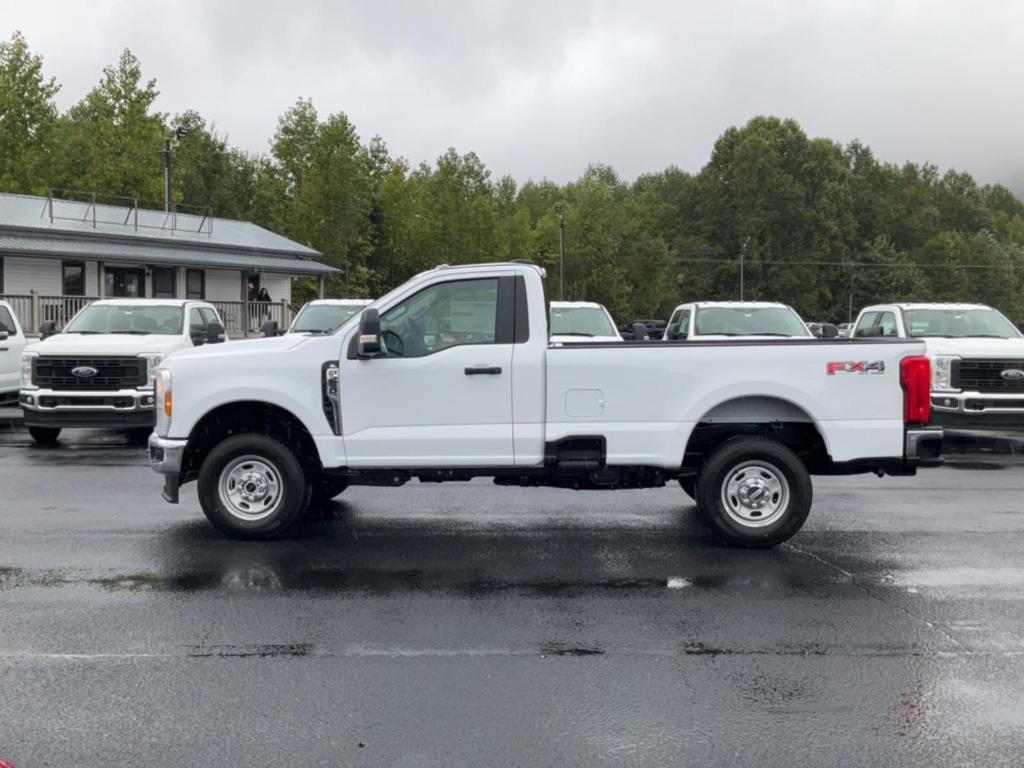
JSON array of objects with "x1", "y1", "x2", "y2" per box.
[
  {"x1": 555, "y1": 203, "x2": 565, "y2": 300},
  {"x1": 739, "y1": 237, "x2": 749, "y2": 301},
  {"x1": 162, "y1": 126, "x2": 190, "y2": 212}
]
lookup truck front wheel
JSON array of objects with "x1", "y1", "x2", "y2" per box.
[
  {"x1": 28, "y1": 426, "x2": 61, "y2": 446},
  {"x1": 197, "y1": 433, "x2": 309, "y2": 539},
  {"x1": 694, "y1": 437, "x2": 812, "y2": 548}
]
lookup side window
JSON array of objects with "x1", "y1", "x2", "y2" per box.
[
  {"x1": 0, "y1": 306, "x2": 17, "y2": 336},
  {"x1": 379, "y1": 278, "x2": 499, "y2": 358},
  {"x1": 877, "y1": 311, "x2": 899, "y2": 337},
  {"x1": 189, "y1": 307, "x2": 207, "y2": 342},
  {"x1": 854, "y1": 312, "x2": 878, "y2": 337},
  {"x1": 677, "y1": 310, "x2": 690, "y2": 338}
]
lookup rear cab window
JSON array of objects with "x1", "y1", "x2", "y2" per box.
[{"x1": 0, "y1": 306, "x2": 18, "y2": 336}]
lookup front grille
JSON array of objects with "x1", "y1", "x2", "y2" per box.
[
  {"x1": 952, "y1": 359, "x2": 1024, "y2": 393},
  {"x1": 34, "y1": 356, "x2": 146, "y2": 390}
]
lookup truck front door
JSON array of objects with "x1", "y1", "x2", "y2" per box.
[
  {"x1": 0, "y1": 304, "x2": 26, "y2": 397},
  {"x1": 339, "y1": 275, "x2": 516, "y2": 467}
]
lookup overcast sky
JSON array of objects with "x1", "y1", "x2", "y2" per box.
[{"x1": 6, "y1": 0, "x2": 1024, "y2": 193}]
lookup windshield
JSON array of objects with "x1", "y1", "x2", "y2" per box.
[
  {"x1": 550, "y1": 306, "x2": 616, "y2": 337},
  {"x1": 695, "y1": 307, "x2": 811, "y2": 337},
  {"x1": 902, "y1": 308, "x2": 1022, "y2": 338},
  {"x1": 64, "y1": 305, "x2": 183, "y2": 335},
  {"x1": 291, "y1": 304, "x2": 364, "y2": 334}
]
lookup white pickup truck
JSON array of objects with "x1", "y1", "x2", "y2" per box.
[
  {"x1": 664, "y1": 301, "x2": 814, "y2": 341},
  {"x1": 287, "y1": 299, "x2": 373, "y2": 335},
  {"x1": 852, "y1": 302, "x2": 1024, "y2": 437},
  {"x1": 149, "y1": 262, "x2": 941, "y2": 547},
  {"x1": 20, "y1": 299, "x2": 226, "y2": 445},
  {"x1": 0, "y1": 300, "x2": 28, "y2": 405}
]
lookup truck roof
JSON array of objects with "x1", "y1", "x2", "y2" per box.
[
  {"x1": 862, "y1": 302, "x2": 993, "y2": 311},
  {"x1": 89, "y1": 298, "x2": 211, "y2": 307},
  {"x1": 677, "y1": 301, "x2": 794, "y2": 310},
  {"x1": 550, "y1": 301, "x2": 606, "y2": 310}
]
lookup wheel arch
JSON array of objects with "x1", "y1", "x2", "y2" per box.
[
  {"x1": 181, "y1": 400, "x2": 323, "y2": 481},
  {"x1": 683, "y1": 395, "x2": 832, "y2": 473}
]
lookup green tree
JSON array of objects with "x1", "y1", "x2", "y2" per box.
[
  {"x1": 54, "y1": 48, "x2": 167, "y2": 202},
  {"x1": 0, "y1": 31, "x2": 60, "y2": 193}
]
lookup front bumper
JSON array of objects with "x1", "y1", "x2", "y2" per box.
[
  {"x1": 148, "y1": 433, "x2": 188, "y2": 504},
  {"x1": 931, "y1": 392, "x2": 1024, "y2": 437},
  {"x1": 20, "y1": 388, "x2": 156, "y2": 429}
]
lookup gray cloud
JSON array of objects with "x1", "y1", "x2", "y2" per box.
[{"x1": 6, "y1": 0, "x2": 1024, "y2": 191}]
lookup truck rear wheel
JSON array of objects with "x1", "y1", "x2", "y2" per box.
[
  {"x1": 694, "y1": 437, "x2": 811, "y2": 548},
  {"x1": 197, "y1": 433, "x2": 309, "y2": 539},
  {"x1": 28, "y1": 426, "x2": 61, "y2": 446}
]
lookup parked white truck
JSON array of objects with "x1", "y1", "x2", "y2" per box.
[
  {"x1": 20, "y1": 299, "x2": 227, "y2": 445},
  {"x1": 664, "y1": 301, "x2": 814, "y2": 341},
  {"x1": 852, "y1": 302, "x2": 1024, "y2": 437},
  {"x1": 287, "y1": 299, "x2": 373, "y2": 335},
  {"x1": 0, "y1": 300, "x2": 28, "y2": 405},
  {"x1": 549, "y1": 301, "x2": 623, "y2": 343},
  {"x1": 149, "y1": 262, "x2": 941, "y2": 547}
]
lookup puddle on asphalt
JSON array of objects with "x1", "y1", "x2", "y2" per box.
[{"x1": 891, "y1": 568, "x2": 1024, "y2": 588}]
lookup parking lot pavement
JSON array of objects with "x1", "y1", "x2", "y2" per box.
[{"x1": 0, "y1": 430, "x2": 1022, "y2": 766}]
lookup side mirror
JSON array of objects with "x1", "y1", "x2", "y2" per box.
[
  {"x1": 821, "y1": 323, "x2": 839, "y2": 339},
  {"x1": 631, "y1": 322, "x2": 649, "y2": 341},
  {"x1": 207, "y1": 322, "x2": 227, "y2": 344},
  {"x1": 357, "y1": 308, "x2": 381, "y2": 357},
  {"x1": 39, "y1": 321, "x2": 57, "y2": 340},
  {"x1": 261, "y1": 320, "x2": 279, "y2": 338}
]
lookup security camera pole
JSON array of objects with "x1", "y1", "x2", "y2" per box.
[
  {"x1": 162, "y1": 126, "x2": 190, "y2": 212},
  {"x1": 555, "y1": 202, "x2": 565, "y2": 300}
]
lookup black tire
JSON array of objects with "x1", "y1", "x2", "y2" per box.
[
  {"x1": 678, "y1": 476, "x2": 696, "y2": 500},
  {"x1": 197, "y1": 433, "x2": 309, "y2": 540},
  {"x1": 127, "y1": 427, "x2": 152, "y2": 445},
  {"x1": 28, "y1": 426, "x2": 61, "y2": 446},
  {"x1": 306, "y1": 475, "x2": 349, "y2": 514},
  {"x1": 694, "y1": 437, "x2": 812, "y2": 548}
]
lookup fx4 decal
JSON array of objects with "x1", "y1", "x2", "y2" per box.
[{"x1": 827, "y1": 360, "x2": 886, "y2": 375}]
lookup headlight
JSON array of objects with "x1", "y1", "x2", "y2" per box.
[
  {"x1": 138, "y1": 352, "x2": 166, "y2": 386},
  {"x1": 931, "y1": 354, "x2": 959, "y2": 393},
  {"x1": 154, "y1": 368, "x2": 172, "y2": 435},
  {"x1": 21, "y1": 351, "x2": 37, "y2": 389}
]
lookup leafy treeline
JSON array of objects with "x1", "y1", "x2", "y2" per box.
[{"x1": 3, "y1": 31, "x2": 1024, "y2": 322}]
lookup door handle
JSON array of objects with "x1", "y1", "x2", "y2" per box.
[{"x1": 464, "y1": 366, "x2": 502, "y2": 375}]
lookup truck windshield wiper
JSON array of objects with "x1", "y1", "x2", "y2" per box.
[
  {"x1": 748, "y1": 332, "x2": 793, "y2": 337},
  {"x1": 66, "y1": 330, "x2": 102, "y2": 334},
  {"x1": 554, "y1": 332, "x2": 594, "y2": 337},
  {"x1": 964, "y1": 334, "x2": 1009, "y2": 338},
  {"x1": 110, "y1": 330, "x2": 152, "y2": 335}
]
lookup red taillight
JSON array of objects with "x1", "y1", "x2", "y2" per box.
[{"x1": 900, "y1": 356, "x2": 931, "y2": 425}]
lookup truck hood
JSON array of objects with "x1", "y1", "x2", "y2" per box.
[
  {"x1": 166, "y1": 333, "x2": 313, "y2": 364},
  {"x1": 26, "y1": 333, "x2": 186, "y2": 356},
  {"x1": 921, "y1": 337, "x2": 1024, "y2": 357}
]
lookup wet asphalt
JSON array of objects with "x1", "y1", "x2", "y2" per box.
[{"x1": 0, "y1": 427, "x2": 1022, "y2": 767}]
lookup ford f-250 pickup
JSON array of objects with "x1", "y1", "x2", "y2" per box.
[{"x1": 149, "y1": 262, "x2": 942, "y2": 547}]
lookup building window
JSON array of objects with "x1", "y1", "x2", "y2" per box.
[
  {"x1": 185, "y1": 269, "x2": 205, "y2": 300},
  {"x1": 105, "y1": 267, "x2": 146, "y2": 298},
  {"x1": 62, "y1": 261, "x2": 86, "y2": 296},
  {"x1": 152, "y1": 267, "x2": 176, "y2": 298}
]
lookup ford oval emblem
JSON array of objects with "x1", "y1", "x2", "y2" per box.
[
  {"x1": 71, "y1": 366, "x2": 99, "y2": 378},
  {"x1": 1001, "y1": 369, "x2": 1024, "y2": 381}
]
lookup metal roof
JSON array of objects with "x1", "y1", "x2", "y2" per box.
[
  {"x1": 0, "y1": 234, "x2": 338, "y2": 276},
  {"x1": 0, "y1": 192, "x2": 340, "y2": 276}
]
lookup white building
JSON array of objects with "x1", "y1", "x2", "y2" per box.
[{"x1": 0, "y1": 192, "x2": 340, "y2": 336}]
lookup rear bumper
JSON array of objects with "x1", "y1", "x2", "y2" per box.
[{"x1": 905, "y1": 427, "x2": 944, "y2": 467}]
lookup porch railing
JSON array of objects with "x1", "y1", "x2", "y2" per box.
[
  {"x1": 1, "y1": 293, "x2": 296, "y2": 338},
  {"x1": 0, "y1": 293, "x2": 98, "y2": 335},
  {"x1": 206, "y1": 300, "x2": 296, "y2": 338}
]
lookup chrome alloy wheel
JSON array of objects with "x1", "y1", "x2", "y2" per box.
[
  {"x1": 219, "y1": 455, "x2": 284, "y2": 522},
  {"x1": 720, "y1": 460, "x2": 790, "y2": 528}
]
